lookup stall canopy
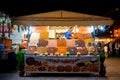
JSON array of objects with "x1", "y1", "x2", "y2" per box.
[{"x1": 12, "y1": 10, "x2": 114, "y2": 26}]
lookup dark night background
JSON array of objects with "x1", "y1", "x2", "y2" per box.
[{"x1": 0, "y1": 0, "x2": 120, "y2": 19}]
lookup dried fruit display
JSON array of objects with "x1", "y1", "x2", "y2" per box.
[
  {"x1": 47, "y1": 47, "x2": 57, "y2": 55},
  {"x1": 67, "y1": 47, "x2": 77, "y2": 55},
  {"x1": 26, "y1": 57, "x2": 35, "y2": 65}
]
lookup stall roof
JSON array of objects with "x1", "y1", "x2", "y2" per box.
[{"x1": 12, "y1": 10, "x2": 114, "y2": 26}]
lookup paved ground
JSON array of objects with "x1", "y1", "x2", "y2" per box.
[
  {"x1": 104, "y1": 57, "x2": 120, "y2": 77},
  {"x1": 0, "y1": 72, "x2": 108, "y2": 80},
  {"x1": 0, "y1": 57, "x2": 120, "y2": 80}
]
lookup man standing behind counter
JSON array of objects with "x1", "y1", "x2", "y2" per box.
[{"x1": 65, "y1": 27, "x2": 74, "y2": 39}]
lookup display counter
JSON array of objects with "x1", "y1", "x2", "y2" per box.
[
  {"x1": 24, "y1": 54, "x2": 100, "y2": 75},
  {"x1": 22, "y1": 38, "x2": 99, "y2": 76}
]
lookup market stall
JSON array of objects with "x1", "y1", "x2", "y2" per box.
[{"x1": 11, "y1": 10, "x2": 114, "y2": 76}]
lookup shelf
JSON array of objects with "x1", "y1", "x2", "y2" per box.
[{"x1": 25, "y1": 71, "x2": 99, "y2": 75}]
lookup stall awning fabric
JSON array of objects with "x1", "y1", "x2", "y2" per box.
[{"x1": 12, "y1": 10, "x2": 114, "y2": 26}]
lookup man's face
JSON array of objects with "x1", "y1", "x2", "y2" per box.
[{"x1": 70, "y1": 28, "x2": 73, "y2": 32}]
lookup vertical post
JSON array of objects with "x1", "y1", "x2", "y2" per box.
[
  {"x1": 1, "y1": 20, "x2": 6, "y2": 59},
  {"x1": 91, "y1": 26, "x2": 96, "y2": 40},
  {"x1": 8, "y1": 23, "x2": 10, "y2": 39},
  {"x1": 27, "y1": 25, "x2": 30, "y2": 44},
  {"x1": 18, "y1": 25, "x2": 20, "y2": 32},
  {"x1": 2, "y1": 21, "x2": 5, "y2": 37}
]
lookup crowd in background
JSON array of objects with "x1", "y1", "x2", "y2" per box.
[
  {"x1": 93, "y1": 40, "x2": 120, "y2": 58},
  {"x1": 106, "y1": 41, "x2": 120, "y2": 57}
]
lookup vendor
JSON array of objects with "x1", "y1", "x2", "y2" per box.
[{"x1": 65, "y1": 27, "x2": 74, "y2": 39}]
